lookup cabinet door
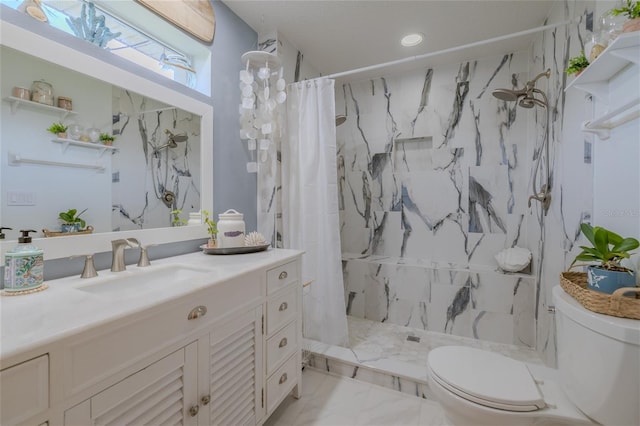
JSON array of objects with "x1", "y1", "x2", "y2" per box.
[
  {"x1": 65, "y1": 343, "x2": 198, "y2": 425},
  {"x1": 207, "y1": 307, "x2": 263, "y2": 426}
]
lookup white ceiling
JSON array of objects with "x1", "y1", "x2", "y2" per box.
[{"x1": 222, "y1": 0, "x2": 556, "y2": 80}]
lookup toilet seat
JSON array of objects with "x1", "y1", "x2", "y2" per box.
[{"x1": 428, "y1": 346, "x2": 546, "y2": 412}]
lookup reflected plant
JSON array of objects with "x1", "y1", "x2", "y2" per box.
[
  {"x1": 66, "y1": 2, "x2": 121, "y2": 48},
  {"x1": 170, "y1": 209, "x2": 187, "y2": 227}
]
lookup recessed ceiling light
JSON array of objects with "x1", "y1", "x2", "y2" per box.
[{"x1": 401, "y1": 33, "x2": 424, "y2": 47}]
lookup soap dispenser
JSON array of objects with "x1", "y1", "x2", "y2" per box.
[{"x1": 3, "y1": 230, "x2": 44, "y2": 293}]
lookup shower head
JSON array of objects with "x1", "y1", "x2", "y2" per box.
[
  {"x1": 156, "y1": 129, "x2": 188, "y2": 151},
  {"x1": 492, "y1": 69, "x2": 550, "y2": 109},
  {"x1": 492, "y1": 88, "x2": 526, "y2": 102},
  {"x1": 335, "y1": 115, "x2": 347, "y2": 126}
]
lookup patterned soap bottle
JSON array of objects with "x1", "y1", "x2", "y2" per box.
[{"x1": 3, "y1": 230, "x2": 44, "y2": 292}]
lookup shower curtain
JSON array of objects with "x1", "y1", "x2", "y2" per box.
[{"x1": 283, "y1": 78, "x2": 349, "y2": 347}]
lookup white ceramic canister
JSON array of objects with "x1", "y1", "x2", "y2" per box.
[{"x1": 217, "y1": 209, "x2": 245, "y2": 248}]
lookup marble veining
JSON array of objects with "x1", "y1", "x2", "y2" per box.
[{"x1": 111, "y1": 89, "x2": 200, "y2": 231}]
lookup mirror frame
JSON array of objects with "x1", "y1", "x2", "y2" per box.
[{"x1": 0, "y1": 20, "x2": 212, "y2": 261}]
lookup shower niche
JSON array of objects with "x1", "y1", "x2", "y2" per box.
[{"x1": 393, "y1": 136, "x2": 433, "y2": 173}]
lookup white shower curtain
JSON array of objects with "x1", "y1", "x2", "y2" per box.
[{"x1": 283, "y1": 78, "x2": 349, "y2": 347}]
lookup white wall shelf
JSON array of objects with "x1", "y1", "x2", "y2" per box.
[
  {"x1": 566, "y1": 31, "x2": 640, "y2": 140},
  {"x1": 566, "y1": 31, "x2": 640, "y2": 101},
  {"x1": 3, "y1": 96, "x2": 78, "y2": 120},
  {"x1": 52, "y1": 138, "x2": 118, "y2": 158}
]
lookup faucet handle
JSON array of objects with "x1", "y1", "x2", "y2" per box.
[
  {"x1": 137, "y1": 244, "x2": 157, "y2": 267},
  {"x1": 71, "y1": 254, "x2": 98, "y2": 278},
  {"x1": 126, "y1": 237, "x2": 140, "y2": 248}
]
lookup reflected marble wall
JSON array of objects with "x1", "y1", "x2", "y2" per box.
[{"x1": 111, "y1": 88, "x2": 201, "y2": 231}]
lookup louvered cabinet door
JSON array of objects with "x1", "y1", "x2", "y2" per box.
[
  {"x1": 208, "y1": 307, "x2": 263, "y2": 426},
  {"x1": 64, "y1": 343, "x2": 198, "y2": 426}
]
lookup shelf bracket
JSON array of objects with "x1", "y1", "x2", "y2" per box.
[
  {"x1": 572, "y1": 82, "x2": 609, "y2": 102},
  {"x1": 581, "y1": 121, "x2": 610, "y2": 140},
  {"x1": 609, "y1": 47, "x2": 640, "y2": 65}
]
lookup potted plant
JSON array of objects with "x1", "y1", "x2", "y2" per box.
[
  {"x1": 202, "y1": 210, "x2": 218, "y2": 247},
  {"x1": 47, "y1": 122, "x2": 68, "y2": 138},
  {"x1": 570, "y1": 223, "x2": 639, "y2": 295},
  {"x1": 58, "y1": 208, "x2": 87, "y2": 232},
  {"x1": 99, "y1": 132, "x2": 115, "y2": 146},
  {"x1": 611, "y1": 0, "x2": 640, "y2": 33},
  {"x1": 566, "y1": 52, "x2": 589, "y2": 76}
]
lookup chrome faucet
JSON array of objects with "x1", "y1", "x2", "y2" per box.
[{"x1": 111, "y1": 238, "x2": 135, "y2": 272}]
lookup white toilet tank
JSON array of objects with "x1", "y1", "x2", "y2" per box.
[{"x1": 553, "y1": 286, "x2": 640, "y2": 426}]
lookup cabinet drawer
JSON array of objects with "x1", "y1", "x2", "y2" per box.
[
  {"x1": 0, "y1": 354, "x2": 49, "y2": 425},
  {"x1": 267, "y1": 261, "x2": 298, "y2": 294},
  {"x1": 266, "y1": 321, "x2": 297, "y2": 375},
  {"x1": 266, "y1": 286, "x2": 297, "y2": 335},
  {"x1": 266, "y1": 354, "x2": 297, "y2": 414},
  {"x1": 64, "y1": 299, "x2": 202, "y2": 397}
]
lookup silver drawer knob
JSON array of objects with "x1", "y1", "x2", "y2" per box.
[
  {"x1": 187, "y1": 306, "x2": 207, "y2": 320},
  {"x1": 279, "y1": 373, "x2": 288, "y2": 384},
  {"x1": 278, "y1": 271, "x2": 288, "y2": 280},
  {"x1": 279, "y1": 302, "x2": 288, "y2": 311},
  {"x1": 279, "y1": 337, "x2": 288, "y2": 348}
]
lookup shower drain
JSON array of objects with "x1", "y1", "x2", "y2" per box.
[{"x1": 406, "y1": 335, "x2": 420, "y2": 343}]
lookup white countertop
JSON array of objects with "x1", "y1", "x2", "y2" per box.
[{"x1": 0, "y1": 249, "x2": 302, "y2": 362}]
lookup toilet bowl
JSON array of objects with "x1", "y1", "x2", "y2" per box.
[
  {"x1": 427, "y1": 346, "x2": 593, "y2": 425},
  {"x1": 427, "y1": 285, "x2": 640, "y2": 426}
]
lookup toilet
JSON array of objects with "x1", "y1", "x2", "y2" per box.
[{"x1": 427, "y1": 285, "x2": 640, "y2": 426}]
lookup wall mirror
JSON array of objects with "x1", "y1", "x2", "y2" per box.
[{"x1": 0, "y1": 20, "x2": 212, "y2": 261}]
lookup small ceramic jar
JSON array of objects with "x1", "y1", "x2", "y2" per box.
[
  {"x1": 12, "y1": 86, "x2": 31, "y2": 100},
  {"x1": 57, "y1": 96, "x2": 72, "y2": 111},
  {"x1": 217, "y1": 209, "x2": 246, "y2": 248}
]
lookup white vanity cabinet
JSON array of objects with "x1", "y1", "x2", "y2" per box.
[
  {"x1": 263, "y1": 260, "x2": 302, "y2": 416},
  {"x1": 0, "y1": 250, "x2": 302, "y2": 426}
]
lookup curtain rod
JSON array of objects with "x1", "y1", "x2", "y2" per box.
[{"x1": 324, "y1": 20, "x2": 572, "y2": 80}]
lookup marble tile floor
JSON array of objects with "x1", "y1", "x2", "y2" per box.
[
  {"x1": 303, "y1": 316, "x2": 544, "y2": 399},
  {"x1": 263, "y1": 367, "x2": 451, "y2": 426}
]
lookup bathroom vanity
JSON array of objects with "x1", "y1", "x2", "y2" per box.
[{"x1": 0, "y1": 249, "x2": 302, "y2": 426}]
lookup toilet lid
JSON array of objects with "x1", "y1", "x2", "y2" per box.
[{"x1": 428, "y1": 346, "x2": 545, "y2": 412}]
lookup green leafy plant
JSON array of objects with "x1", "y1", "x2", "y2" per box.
[
  {"x1": 58, "y1": 208, "x2": 87, "y2": 229},
  {"x1": 170, "y1": 209, "x2": 187, "y2": 227},
  {"x1": 566, "y1": 52, "x2": 589, "y2": 75},
  {"x1": 99, "y1": 132, "x2": 115, "y2": 142},
  {"x1": 571, "y1": 223, "x2": 639, "y2": 272},
  {"x1": 47, "y1": 122, "x2": 68, "y2": 134},
  {"x1": 611, "y1": 0, "x2": 640, "y2": 19},
  {"x1": 202, "y1": 210, "x2": 218, "y2": 238}
]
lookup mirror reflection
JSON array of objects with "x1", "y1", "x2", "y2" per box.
[{"x1": 0, "y1": 45, "x2": 201, "y2": 241}]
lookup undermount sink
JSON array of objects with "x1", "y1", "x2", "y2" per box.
[{"x1": 74, "y1": 264, "x2": 214, "y2": 295}]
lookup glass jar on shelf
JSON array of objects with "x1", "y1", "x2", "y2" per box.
[{"x1": 30, "y1": 79, "x2": 53, "y2": 105}]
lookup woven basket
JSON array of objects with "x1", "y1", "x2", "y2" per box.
[{"x1": 560, "y1": 272, "x2": 640, "y2": 320}]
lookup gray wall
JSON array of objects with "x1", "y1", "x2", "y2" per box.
[
  {"x1": 0, "y1": 1, "x2": 257, "y2": 280},
  {"x1": 210, "y1": 0, "x2": 258, "y2": 232}
]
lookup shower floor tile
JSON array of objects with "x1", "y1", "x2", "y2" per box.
[{"x1": 303, "y1": 316, "x2": 543, "y2": 397}]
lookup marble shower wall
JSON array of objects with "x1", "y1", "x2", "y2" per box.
[
  {"x1": 529, "y1": 0, "x2": 595, "y2": 366},
  {"x1": 111, "y1": 88, "x2": 201, "y2": 231},
  {"x1": 336, "y1": 52, "x2": 540, "y2": 347}
]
